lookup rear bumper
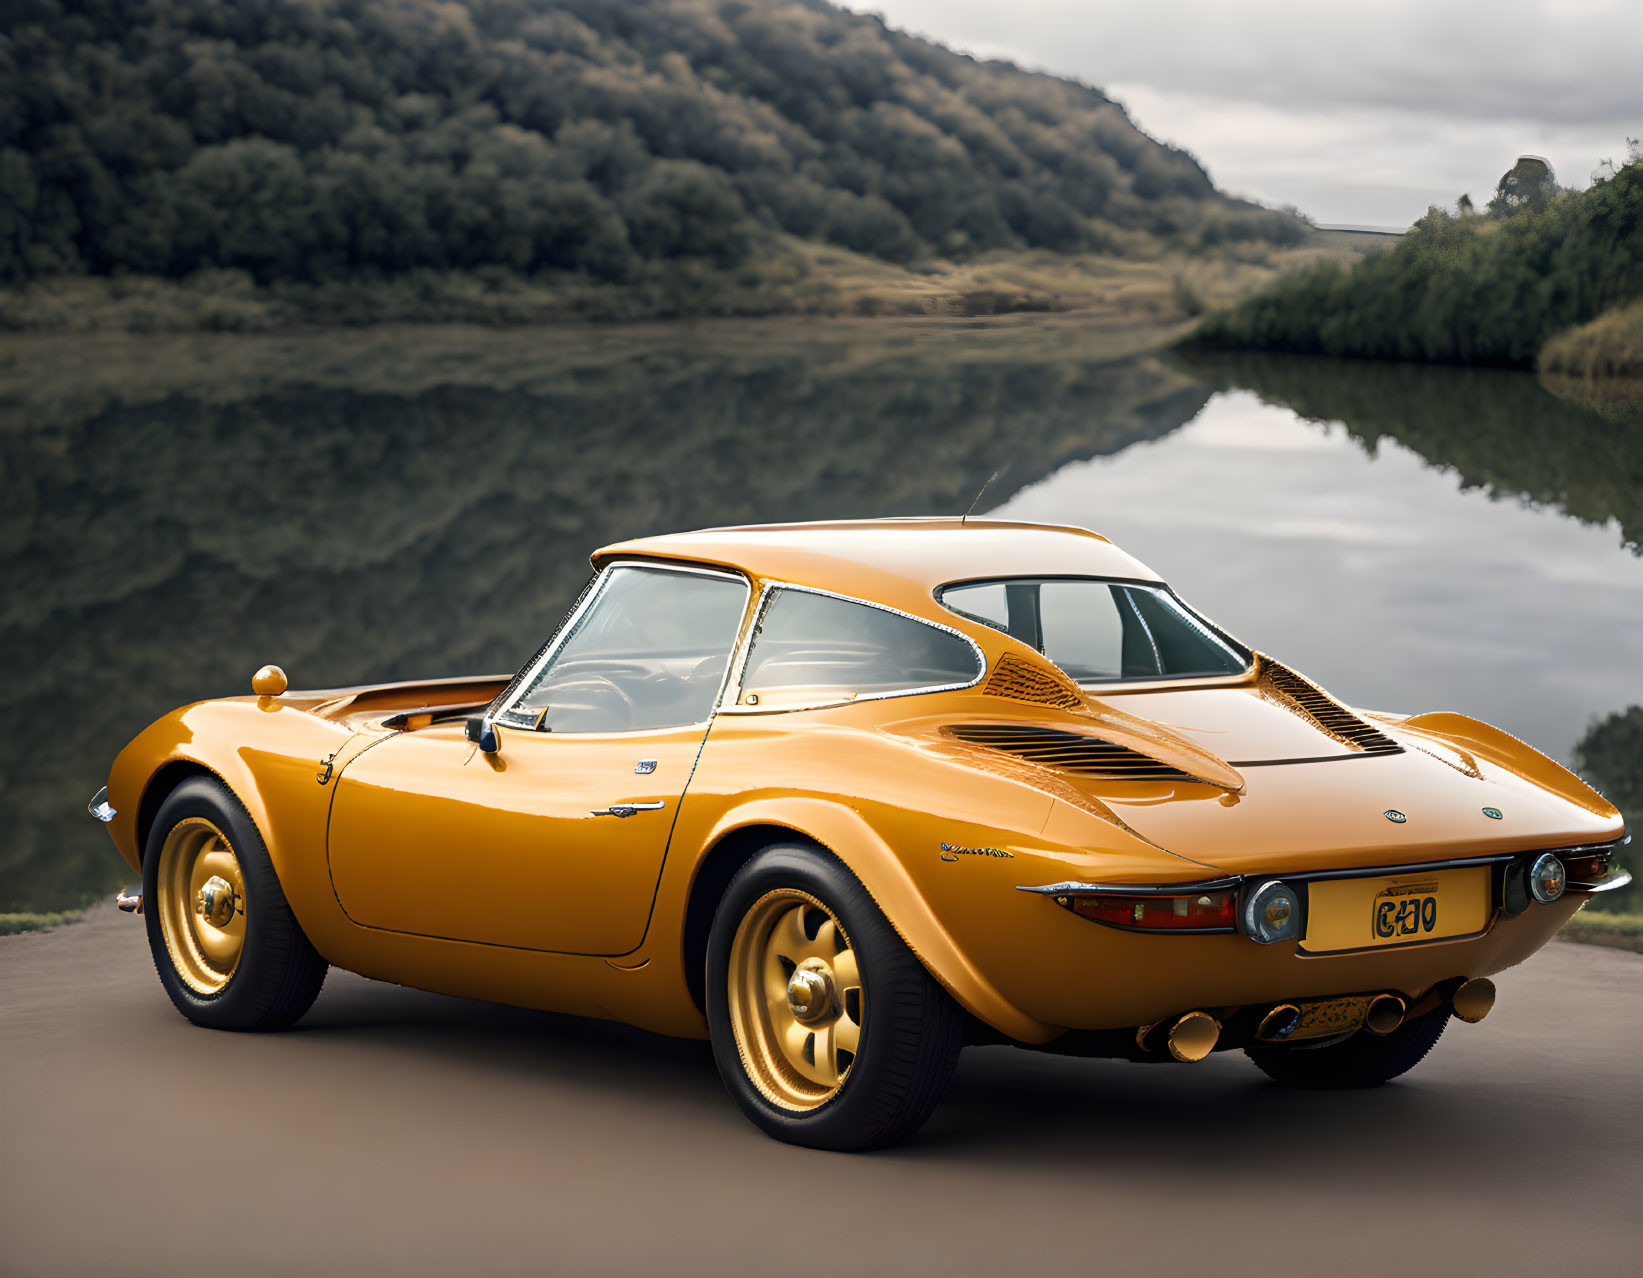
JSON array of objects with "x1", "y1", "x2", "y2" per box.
[{"x1": 974, "y1": 847, "x2": 1611, "y2": 1035}]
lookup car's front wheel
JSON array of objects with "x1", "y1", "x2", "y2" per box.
[
  {"x1": 1245, "y1": 1006, "x2": 1450, "y2": 1088},
  {"x1": 706, "y1": 843, "x2": 964, "y2": 1150},
  {"x1": 143, "y1": 775, "x2": 328, "y2": 1031}
]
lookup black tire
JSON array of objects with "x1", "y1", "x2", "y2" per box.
[
  {"x1": 1245, "y1": 1007, "x2": 1449, "y2": 1088},
  {"x1": 706, "y1": 843, "x2": 964, "y2": 1151},
  {"x1": 142, "y1": 775, "x2": 328, "y2": 1030}
]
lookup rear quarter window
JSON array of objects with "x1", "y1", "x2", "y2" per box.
[{"x1": 737, "y1": 588, "x2": 982, "y2": 709}]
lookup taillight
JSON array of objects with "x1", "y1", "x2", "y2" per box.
[
  {"x1": 1061, "y1": 889, "x2": 1238, "y2": 931},
  {"x1": 1560, "y1": 851, "x2": 1609, "y2": 883}
]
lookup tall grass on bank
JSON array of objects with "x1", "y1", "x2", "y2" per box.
[
  {"x1": 1186, "y1": 158, "x2": 1643, "y2": 368},
  {"x1": 1540, "y1": 298, "x2": 1643, "y2": 379}
]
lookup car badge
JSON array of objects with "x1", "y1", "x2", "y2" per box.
[
  {"x1": 1383, "y1": 809, "x2": 1407, "y2": 824},
  {"x1": 634, "y1": 759, "x2": 657, "y2": 775},
  {"x1": 1482, "y1": 806, "x2": 1502, "y2": 820},
  {"x1": 939, "y1": 841, "x2": 1013, "y2": 861}
]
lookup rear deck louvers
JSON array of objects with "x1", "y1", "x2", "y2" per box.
[
  {"x1": 983, "y1": 656, "x2": 1083, "y2": 709},
  {"x1": 948, "y1": 725, "x2": 1197, "y2": 782},
  {"x1": 1258, "y1": 662, "x2": 1402, "y2": 756}
]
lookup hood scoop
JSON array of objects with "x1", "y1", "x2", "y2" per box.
[
  {"x1": 1255, "y1": 660, "x2": 1402, "y2": 758},
  {"x1": 948, "y1": 724, "x2": 1203, "y2": 784}
]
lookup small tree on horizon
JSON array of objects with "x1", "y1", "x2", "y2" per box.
[{"x1": 1488, "y1": 155, "x2": 1559, "y2": 217}]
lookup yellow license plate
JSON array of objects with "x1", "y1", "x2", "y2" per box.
[{"x1": 1300, "y1": 867, "x2": 1491, "y2": 955}]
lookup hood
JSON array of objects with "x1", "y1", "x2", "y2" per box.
[
  {"x1": 1095, "y1": 660, "x2": 1402, "y2": 766},
  {"x1": 1084, "y1": 720, "x2": 1622, "y2": 876},
  {"x1": 267, "y1": 673, "x2": 512, "y2": 729}
]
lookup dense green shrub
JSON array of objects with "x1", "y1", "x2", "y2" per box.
[
  {"x1": 0, "y1": 0, "x2": 1300, "y2": 286},
  {"x1": 1188, "y1": 159, "x2": 1643, "y2": 367}
]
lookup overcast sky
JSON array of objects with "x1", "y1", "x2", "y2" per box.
[{"x1": 848, "y1": 0, "x2": 1641, "y2": 226}]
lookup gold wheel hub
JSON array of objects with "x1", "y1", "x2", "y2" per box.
[
  {"x1": 727, "y1": 890, "x2": 865, "y2": 1112},
  {"x1": 156, "y1": 817, "x2": 246, "y2": 995}
]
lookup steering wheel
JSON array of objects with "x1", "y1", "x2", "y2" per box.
[{"x1": 537, "y1": 673, "x2": 639, "y2": 732}]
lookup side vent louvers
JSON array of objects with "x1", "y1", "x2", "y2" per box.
[
  {"x1": 983, "y1": 656, "x2": 1083, "y2": 709},
  {"x1": 949, "y1": 725, "x2": 1197, "y2": 782},
  {"x1": 1259, "y1": 662, "x2": 1403, "y2": 755}
]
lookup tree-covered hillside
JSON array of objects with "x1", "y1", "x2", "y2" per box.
[
  {"x1": 1186, "y1": 155, "x2": 1643, "y2": 368},
  {"x1": 0, "y1": 0, "x2": 1301, "y2": 288}
]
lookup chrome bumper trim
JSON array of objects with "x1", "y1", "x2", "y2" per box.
[
  {"x1": 1017, "y1": 877, "x2": 1242, "y2": 897},
  {"x1": 1569, "y1": 869, "x2": 1633, "y2": 894},
  {"x1": 88, "y1": 786, "x2": 116, "y2": 823}
]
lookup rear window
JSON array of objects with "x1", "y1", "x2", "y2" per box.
[
  {"x1": 938, "y1": 578, "x2": 1247, "y2": 683},
  {"x1": 738, "y1": 588, "x2": 982, "y2": 708}
]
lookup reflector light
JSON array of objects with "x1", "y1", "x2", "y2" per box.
[{"x1": 1066, "y1": 890, "x2": 1238, "y2": 931}]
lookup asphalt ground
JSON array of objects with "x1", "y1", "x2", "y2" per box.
[{"x1": 3, "y1": 903, "x2": 1640, "y2": 1277}]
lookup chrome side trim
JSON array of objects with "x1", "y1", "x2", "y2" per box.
[
  {"x1": 88, "y1": 786, "x2": 116, "y2": 823},
  {"x1": 589, "y1": 800, "x2": 667, "y2": 818},
  {"x1": 1569, "y1": 869, "x2": 1633, "y2": 894},
  {"x1": 1017, "y1": 877, "x2": 1242, "y2": 896},
  {"x1": 721, "y1": 580, "x2": 987, "y2": 714}
]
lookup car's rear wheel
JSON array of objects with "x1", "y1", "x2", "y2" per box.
[
  {"x1": 706, "y1": 843, "x2": 964, "y2": 1150},
  {"x1": 143, "y1": 775, "x2": 327, "y2": 1030},
  {"x1": 1245, "y1": 1006, "x2": 1449, "y2": 1088}
]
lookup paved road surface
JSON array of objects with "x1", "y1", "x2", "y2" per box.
[{"x1": 4, "y1": 904, "x2": 1640, "y2": 1277}]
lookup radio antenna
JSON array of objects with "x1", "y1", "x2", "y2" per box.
[{"x1": 962, "y1": 469, "x2": 1002, "y2": 526}]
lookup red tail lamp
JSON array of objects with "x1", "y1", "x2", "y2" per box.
[{"x1": 1062, "y1": 889, "x2": 1238, "y2": 932}]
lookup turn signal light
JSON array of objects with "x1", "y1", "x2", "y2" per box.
[{"x1": 1065, "y1": 890, "x2": 1238, "y2": 931}]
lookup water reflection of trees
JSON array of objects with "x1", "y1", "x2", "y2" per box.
[
  {"x1": 1176, "y1": 351, "x2": 1643, "y2": 553},
  {"x1": 1574, "y1": 708, "x2": 1641, "y2": 914},
  {"x1": 1183, "y1": 350, "x2": 1641, "y2": 912},
  {"x1": 1, "y1": 324, "x2": 1206, "y2": 911}
]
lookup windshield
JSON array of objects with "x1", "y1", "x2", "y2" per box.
[{"x1": 937, "y1": 578, "x2": 1248, "y2": 684}]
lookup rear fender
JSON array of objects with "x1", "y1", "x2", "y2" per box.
[
  {"x1": 1400, "y1": 712, "x2": 1618, "y2": 819},
  {"x1": 695, "y1": 797, "x2": 1059, "y2": 1043}
]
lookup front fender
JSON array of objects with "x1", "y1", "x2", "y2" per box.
[
  {"x1": 105, "y1": 697, "x2": 361, "y2": 952},
  {"x1": 694, "y1": 796, "x2": 1061, "y2": 1043}
]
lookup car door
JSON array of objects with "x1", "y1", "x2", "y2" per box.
[{"x1": 326, "y1": 561, "x2": 751, "y2": 955}]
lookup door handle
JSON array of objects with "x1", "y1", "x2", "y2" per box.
[{"x1": 590, "y1": 800, "x2": 667, "y2": 818}]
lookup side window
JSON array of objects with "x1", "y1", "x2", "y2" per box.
[
  {"x1": 1038, "y1": 581, "x2": 1126, "y2": 680},
  {"x1": 500, "y1": 566, "x2": 748, "y2": 733},
  {"x1": 738, "y1": 589, "x2": 981, "y2": 709}
]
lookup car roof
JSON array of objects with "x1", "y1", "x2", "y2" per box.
[{"x1": 591, "y1": 518, "x2": 1162, "y2": 620}]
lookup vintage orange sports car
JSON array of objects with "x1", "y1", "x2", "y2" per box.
[{"x1": 93, "y1": 519, "x2": 1629, "y2": 1149}]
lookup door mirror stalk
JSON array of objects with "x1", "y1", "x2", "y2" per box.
[{"x1": 464, "y1": 716, "x2": 500, "y2": 755}]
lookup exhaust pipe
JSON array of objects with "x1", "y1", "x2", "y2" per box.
[
  {"x1": 116, "y1": 887, "x2": 142, "y2": 915},
  {"x1": 1451, "y1": 977, "x2": 1496, "y2": 1024},
  {"x1": 1364, "y1": 993, "x2": 1406, "y2": 1035},
  {"x1": 1256, "y1": 1004, "x2": 1302, "y2": 1042},
  {"x1": 1166, "y1": 1011, "x2": 1221, "y2": 1062}
]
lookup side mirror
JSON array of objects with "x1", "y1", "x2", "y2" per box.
[{"x1": 464, "y1": 715, "x2": 499, "y2": 755}]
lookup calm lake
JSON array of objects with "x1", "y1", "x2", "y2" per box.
[{"x1": 3, "y1": 317, "x2": 1639, "y2": 913}]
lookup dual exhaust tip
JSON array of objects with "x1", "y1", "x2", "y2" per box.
[{"x1": 1152, "y1": 977, "x2": 1496, "y2": 1061}]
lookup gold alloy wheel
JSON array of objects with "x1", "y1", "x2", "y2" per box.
[
  {"x1": 727, "y1": 889, "x2": 865, "y2": 1111},
  {"x1": 156, "y1": 817, "x2": 247, "y2": 995}
]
